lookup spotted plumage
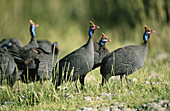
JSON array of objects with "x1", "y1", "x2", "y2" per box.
[
  {"x1": 56, "y1": 21, "x2": 100, "y2": 90},
  {"x1": 100, "y1": 25, "x2": 154, "y2": 86}
]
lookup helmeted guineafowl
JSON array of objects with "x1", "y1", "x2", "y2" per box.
[
  {"x1": 0, "y1": 45, "x2": 23, "y2": 87},
  {"x1": 92, "y1": 33, "x2": 111, "y2": 70},
  {"x1": 100, "y1": 25, "x2": 154, "y2": 86},
  {"x1": 23, "y1": 20, "x2": 39, "y2": 50},
  {"x1": 56, "y1": 21, "x2": 99, "y2": 91},
  {"x1": 19, "y1": 47, "x2": 58, "y2": 83},
  {"x1": 0, "y1": 47, "x2": 16, "y2": 85},
  {"x1": 5, "y1": 42, "x2": 59, "y2": 84}
]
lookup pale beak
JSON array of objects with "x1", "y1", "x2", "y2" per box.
[
  {"x1": 96, "y1": 25, "x2": 100, "y2": 28},
  {"x1": 108, "y1": 39, "x2": 111, "y2": 42},
  {"x1": 36, "y1": 24, "x2": 39, "y2": 28}
]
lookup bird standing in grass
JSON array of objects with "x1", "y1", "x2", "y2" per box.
[
  {"x1": 0, "y1": 44, "x2": 23, "y2": 87},
  {"x1": 56, "y1": 21, "x2": 100, "y2": 91},
  {"x1": 0, "y1": 47, "x2": 16, "y2": 85},
  {"x1": 5, "y1": 20, "x2": 59, "y2": 85},
  {"x1": 100, "y1": 25, "x2": 154, "y2": 86},
  {"x1": 20, "y1": 47, "x2": 58, "y2": 83}
]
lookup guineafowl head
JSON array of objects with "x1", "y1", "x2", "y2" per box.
[
  {"x1": 143, "y1": 25, "x2": 154, "y2": 42},
  {"x1": 89, "y1": 21, "x2": 100, "y2": 37},
  {"x1": 2, "y1": 42, "x2": 12, "y2": 49},
  {"x1": 52, "y1": 42, "x2": 59, "y2": 55},
  {"x1": 9, "y1": 38, "x2": 23, "y2": 47},
  {"x1": 99, "y1": 33, "x2": 111, "y2": 46},
  {"x1": 52, "y1": 42, "x2": 58, "y2": 50},
  {"x1": 3, "y1": 45, "x2": 8, "y2": 49},
  {"x1": 30, "y1": 20, "x2": 39, "y2": 37}
]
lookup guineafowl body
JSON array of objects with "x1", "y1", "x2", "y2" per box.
[
  {"x1": 0, "y1": 48, "x2": 16, "y2": 84},
  {"x1": 18, "y1": 47, "x2": 58, "y2": 83},
  {"x1": 56, "y1": 21, "x2": 99, "y2": 90},
  {"x1": 0, "y1": 39, "x2": 7, "y2": 47},
  {"x1": 38, "y1": 40, "x2": 59, "y2": 55},
  {"x1": 100, "y1": 25, "x2": 154, "y2": 86},
  {"x1": 37, "y1": 40, "x2": 52, "y2": 53},
  {"x1": 0, "y1": 46, "x2": 23, "y2": 86},
  {"x1": 5, "y1": 41, "x2": 59, "y2": 84}
]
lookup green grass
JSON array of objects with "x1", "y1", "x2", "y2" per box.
[
  {"x1": 0, "y1": 1, "x2": 169, "y2": 110},
  {"x1": 0, "y1": 22, "x2": 169, "y2": 111},
  {"x1": 0, "y1": 21, "x2": 169, "y2": 111},
  {"x1": 0, "y1": 56, "x2": 169, "y2": 110}
]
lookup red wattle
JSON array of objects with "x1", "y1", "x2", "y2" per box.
[
  {"x1": 148, "y1": 30, "x2": 152, "y2": 34},
  {"x1": 93, "y1": 26, "x2": 97, "y2": 30}
]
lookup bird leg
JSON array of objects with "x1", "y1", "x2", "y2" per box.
[
  {"x1": 56, "y1": 68, "x2": 63, "y2": 88},
  {"x1": 79, "y1": 76, "x2": 85, "y2": 90},
  {"x1": 125, "y1": 74, "x2": 130, "y2": 88},
  {"x1": 120, "y1": 75, "x2": 124, "y2": 87},
  {"x1": 7, "y1": 76, "x2": 12, "y2": 87},
  {"x1": 75, "y1": 79, "x2": 80, "y2": 93},
  {"x1": 0, "y1": 80, "x2": 2, "y2": 86},
  {"x1": 101, "y1": 77, "x2": 106, "y2": 86},
  {"x1": 7, "y1": 75, "x2": 15, "y2": 87}
]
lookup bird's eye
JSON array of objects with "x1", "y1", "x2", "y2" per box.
[
  {"x1": 146, "y1": 31, "x2": 150, "y2": 34},
  {"x1": 102, "y1": 38, "x2": 107, "y2": 42}
]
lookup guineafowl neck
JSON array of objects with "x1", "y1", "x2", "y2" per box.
[
  {"x1": 142, "y1": 41, "x2": 148, "y2": 47},
  {"x1": 142, "y1": 41, "x2": 148, "y2": 58},
  {"x1": 29, "y1": 36, "x2": 37, "y2": 44},
  {"x1": 86, "y1": 36, "x2": 94, "y2": 47},
  {"x1": 99, "y1": 42, "x2": 106, "y2": 49},
  {"x1": 53, "y1": 48, "x2": 59, "y2": 56}
]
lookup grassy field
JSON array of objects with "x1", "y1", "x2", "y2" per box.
[
  {"x1": 0, "y1": 54, "x2": 169, "y2": 110},
  {"x1": 0, "y1": 25, "x2": 169, "y2": 110},
  {"x1": 0, "y1": 0, "x2": 170, "y2": 110}
]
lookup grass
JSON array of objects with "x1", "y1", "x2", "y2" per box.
[
  {"x1": 0, "y1": 24, "x2": 170, "y2": 110},
  {"x1": 0, "y1": 24, "x2": 169, "y2": 110},
  {"x1": 0, "y1": 1, "x2": 169, "y2": 110},
  {"x1": 0, "y1": 55, "x2": 169, "y2": 110}
]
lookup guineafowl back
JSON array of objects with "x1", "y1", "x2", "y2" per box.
[
  {"x1": 21, "y1": 48, "x2": 58, "y2": 80},
  {"x1": 59, "y1": 38, "x2": 94, "y2": 80},
  {"x1": 101, "y1": 44, "x2": 148, "y2": 77},
  {"x1": 36, "y1": 48, "x2": 58, "y2": 79},
  {"x1": 37, "y1": 40, "x2": 52, "y2": 53}
]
